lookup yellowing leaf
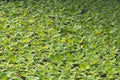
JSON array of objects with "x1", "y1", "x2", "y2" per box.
[{"x1": 23, "y1": 38, "x2": 31, "y2": 43}]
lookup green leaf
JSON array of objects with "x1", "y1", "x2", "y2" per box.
[
  {"x1": 9, "y1": 55, "x2": 16, "y2": 63},
  {"x1": 1, "y1": 73, "x2": 8, "y2": 80},
  {"x1": 26, "y1": 76, "x2": 39, "y2": 80}
]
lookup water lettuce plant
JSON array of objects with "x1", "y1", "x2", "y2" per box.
[{"x1": 0, "y1": 0, "x2": 120, "y2": 80}]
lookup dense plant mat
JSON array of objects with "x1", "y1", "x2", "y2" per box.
[{"x1": 0, "y1": 0, "x2": 120, "y2": 80}]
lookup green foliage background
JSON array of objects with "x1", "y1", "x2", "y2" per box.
[{"x1": 0, "y1": 0, "x2": 120, "y2": 80}]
